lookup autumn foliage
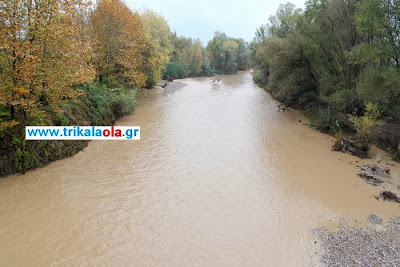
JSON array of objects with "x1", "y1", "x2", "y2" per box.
[
  {"x1": 0, "y1": 0, "x2": 95, "y2": 128},
  {"x1": 91, "y1": 0, "x2": 148, "y2": 88},
  {"x1": 0, "y1": 0, "x2": 166, "y2": 130},
  {"x1": 0, "y1": 0, "x2": 248, "y2": 176},
  {"x1": 0, "y1": 0, "x2": 235, "y2": 131}
]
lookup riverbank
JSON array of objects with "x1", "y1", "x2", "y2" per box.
[
  {"x1": 252, "y1": 66, "x2": 400, "y2": 209},
  {"x1": 265, "y1": 94, "x2": 400, "y2": 264},
  {"x1": 0, "y1": 84, "x2": 137, "y2": 177},
  {"x1": 252, "y1": 72, "x2": 400, "y2": 162}
]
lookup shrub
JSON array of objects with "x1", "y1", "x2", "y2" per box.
[
  {"x1": 315, "y1": 108, "x2": 338, "y2": 133},
  {"x1": 349, "y1": 102, "x2": 383, "y2": 150}
]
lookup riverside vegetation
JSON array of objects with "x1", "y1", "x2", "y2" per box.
[
  {"x1": 250, "y1": 0, "x2": 400, "y2": 161},
  {"x1": 0, "y1": 0, "x2": 250, "y2": 176}
]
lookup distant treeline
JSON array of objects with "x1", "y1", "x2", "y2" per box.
[
  {"x1": 251, "y1": 0, "x2": 400, "y2": 160},
  {"x1": 163, "y1": 32, "x2": 250, "y2": 80},
  {"x1": 0, "y1": 0, "x2": 249, "y2": 175}
]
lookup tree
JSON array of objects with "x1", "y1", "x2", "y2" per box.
[
  {"x1": 91, "y1": 0, "x2": 147, "y2": 88},
  {"x1": 251, "y1": 0, "x2": 400, "y2": 158},
  {"x1": 352, "y1": 0, "x2": 400, "y2": 119},
  {"x1": 220, "y1": 39, "x2": 239, "y2": 73},
  {"x1": 165, "y1": 35, "x2": 209, "y2": 79},
  {"x1": 249, "y1": 24, "x2": 267, "y2": 61},
  {"x1": 234, "y1": 38, "x2": 249, "y2": 70},
  {"x1": 304, "y1": 0, "x2": 360, "y2": 112},
  {"x1": 207, "y1": 31, "x2": 227, "y2": 72},
  {"x1": 206, "y1": 32, "x2": 248, "y2": 74},
  {"x1": 140, "y1": 9, "x2": 172, "y2": 87},
  {"x1": 252, "y1": 0, "x2": 361, "y2": 110},
  {"x1": 353, "y1": 0, "x2": 400, "y2": 68},
  {"x1": 268, "y1": 2, "x2": 301, "y2": 37},
  {"x1": 356, "y1": 66, "x2": 400, "y2": 120},
  {"x1": 201, "y1": 48, "x2": 213, "y2": 76},
  {"x1": 0, "y1": 0, "x2": 95, "y2": 129},
  {"x1": 188, "y1": 39, "x2": 203, "y2": 76}
]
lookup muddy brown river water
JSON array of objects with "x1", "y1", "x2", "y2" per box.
[{"x1": 0, "y1": 71, "x2": 399, "y2": 265}]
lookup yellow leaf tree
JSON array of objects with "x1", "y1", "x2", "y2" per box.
[
  {"x1": 189, "y1": 39, "x2": 203, "y2": 76},
  {"x1": 140, "y1": 9, "x2": 172, "y2": 87},
  {"x1": 0, "y1": 0, "x2": 95, "y2": 128},
  {"x1": 91, "y1": 0, "x2": 147, "y2": 88}
]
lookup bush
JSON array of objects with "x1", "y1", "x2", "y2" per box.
[
  {"x1": 349, "y1": 102, "x2": 383, "y2": 150},
  {"x1": 145, "y1": 74, "x2": 157, "y2": 89},
  {"x1": 315, "y1": 108, "x2": 339, "y2": 133},
  {"x1": 111, "y1": 89, "x2": 137, "y2": 119},
  {"x1": 252, "y1": 68, "x2": 265, "y2": 85}
]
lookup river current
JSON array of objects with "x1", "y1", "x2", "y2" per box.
[{"x1": 1, "y1": 71, "x2": 399, "y2": 265}]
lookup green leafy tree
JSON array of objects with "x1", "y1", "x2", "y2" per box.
[
  {"x1": 166, "y1": 34, "x2": 209, "y2": 79},
  {"x1": 234, "y1": 38, "x2": 249, "y2": 70},
  {"x1": 207, "y1": 31, "x2": 227, "y2": 72},
  {"x1": 220, "y1": 39, "x2": 239, "y2": 73},
  {"x1": 206, "y1": 32, "x2": 249, "y2": 74},
  {"x1": 251, "y1": 0, "x2": 400, "y2": 159},
  {"x1": 353, "y1": 0, "x2": 400, "y2": 67}
]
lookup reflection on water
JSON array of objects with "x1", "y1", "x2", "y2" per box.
[{"x1": 0, "y1": 71, "x2": 399, "y2": 265}]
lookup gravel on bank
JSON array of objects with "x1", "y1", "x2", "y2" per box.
[{"x1": 314, "y1": 216, "x2": 400, "y2": 266}]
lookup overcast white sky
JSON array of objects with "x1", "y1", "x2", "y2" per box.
[{"x1": 126, "y1": 0, "x2": 306, "y2": 45}]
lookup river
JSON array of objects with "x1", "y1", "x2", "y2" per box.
[{"x1": 0, "y1": 71, "x2": 399, "y2": 265}]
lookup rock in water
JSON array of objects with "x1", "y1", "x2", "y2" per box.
[
  {"x1": 377, "y1": 191, "x2": 400, "y2": 203},
  {"x1": 332, "y1": 138, "x2": 369, "y2": 158},
  {"x1": 357, "y1": 164, "x2": 390, "y2": 186}
]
